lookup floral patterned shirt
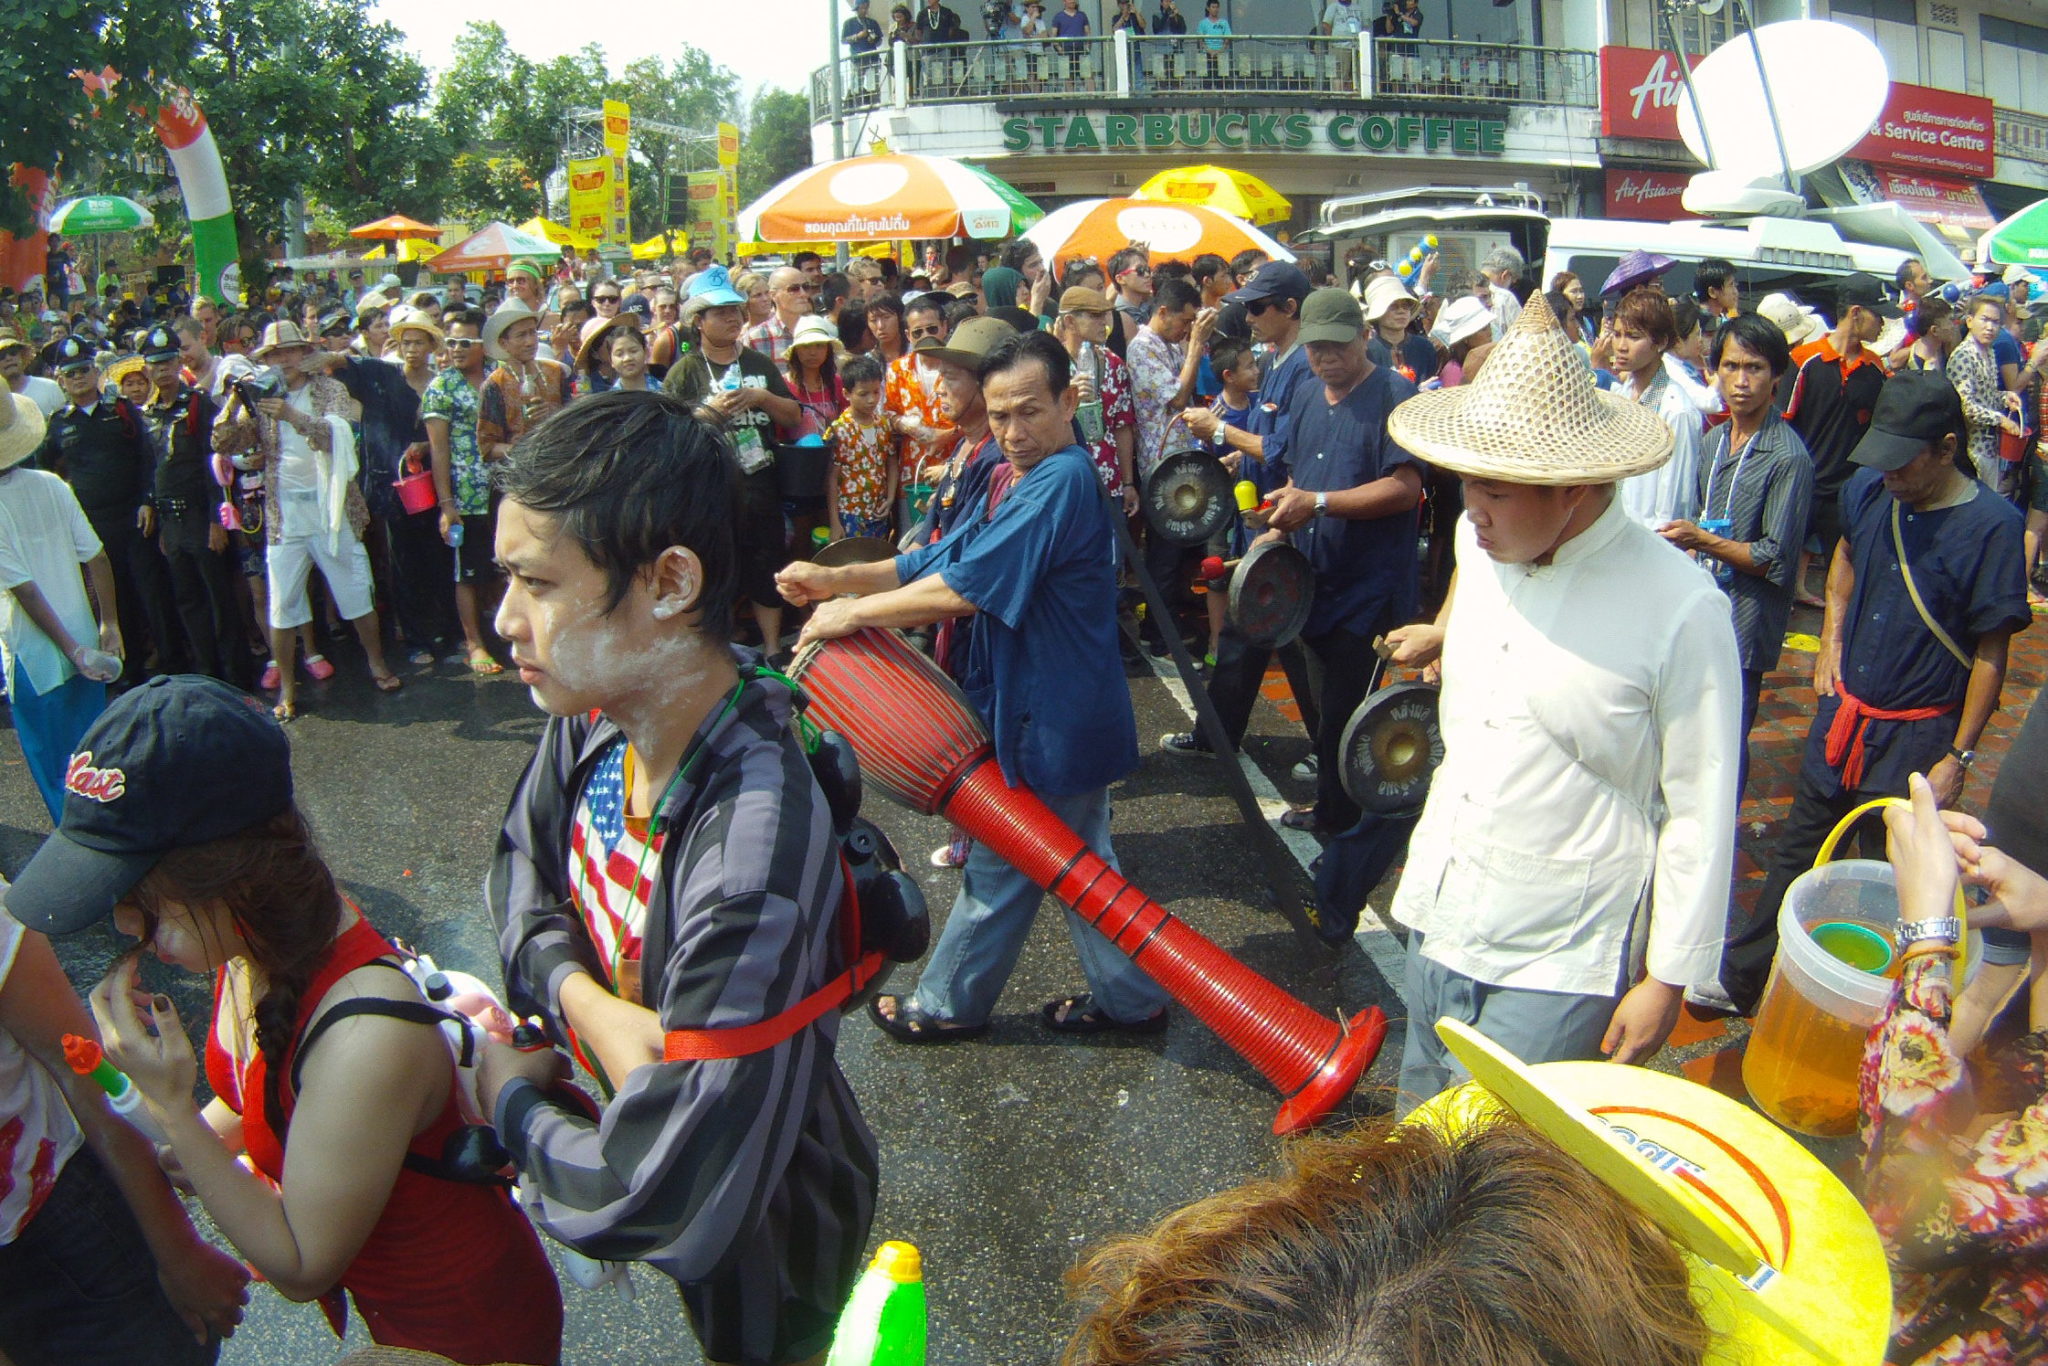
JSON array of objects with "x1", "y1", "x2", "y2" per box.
[
  {"x1": 421, "y1": 365, "x2": 493, "y2": 516},
  {"x1": 825, "y1": 410, "x2": 895, "y2": 522},
  {"x1": 884, "y1": 353, "x2": 954, "y2": 486},
  {"x1": 1124, "y1": 326, "x2": 1187, "y2": 482},
  {"x1": 477, "y1": 359, "x2": 570, "y2": 460},
  {"x1": 1859, "y1": 954, "x2": 2048, "y2": 1365},
  {"x1": 1075, "y1": 347, "x2": 1137, "y2": 494}
]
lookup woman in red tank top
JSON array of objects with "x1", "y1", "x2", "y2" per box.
[{"x1": 43, "y1": 678, "x2": 563, "y2": 1365}]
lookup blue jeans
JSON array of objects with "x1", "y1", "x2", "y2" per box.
[
  {"x1": 0, "y1": 1147, "x2": 220, "y2": 1365},
  {"x1": 908, "y1": 787, "x2": 1170, "y2": 1026}
]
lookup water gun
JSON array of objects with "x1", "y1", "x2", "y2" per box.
[
  {"x1": 61, "y1": 1033, "x2": 168, "y2": 1144},
  {"x1": 1394, "y1": 234, "x2": 1440, "y2": 284},
  {"x1": 827, "y1": 1241, "x2": 927, "y2": 1366}
]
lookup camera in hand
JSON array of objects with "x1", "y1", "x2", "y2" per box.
[
  {"x1": 983, "y1": 0, "x2": 1012, "y2": 35},
  {"x1": 232, "y1": 366, "x2": 288, "y2": 410}
]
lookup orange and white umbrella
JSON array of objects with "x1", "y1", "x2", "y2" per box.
[
  {"x1": 1022, "y1": 198, "x2": 1294, "y2": 275},
  {"x1": 1134, "y1": 165, "x2": 1292, "y2": 227},
  {"x1": 348, "y1": 213, "x2": 442, "y2": 241},
  {"x1": 738, "y1": 153, "x2": 1040, "y2": 243}
]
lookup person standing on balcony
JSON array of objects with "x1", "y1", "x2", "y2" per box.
[
  {"x1": 919, "y1": 0, "x2": 967, "y2": 41},
  {"x1": 1322, "y1": 0, "x2": 1365, "y2": 37},
  {"x1": 844, "y1": 0, "x2": 884, "y2": 51},
  {"x1": 1051, "y1": 0, "x2": 1089, "y2": 36},
  {"x1": 1395, "y1": 0, "x2": 1422, "y2": 38},
  {"x1": 1112, "y1": 0, "x2": 1146, "y2": 33},
  {"x1": 1154, "y1": 0, "x2": 1187, "y2": 35},
  {"x1": 888, "y1": 3, "x2": 920, "y2": 44}
]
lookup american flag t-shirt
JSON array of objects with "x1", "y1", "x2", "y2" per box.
[{"x1": 567, "y1": 741, "x2": 663, "y2": 983}]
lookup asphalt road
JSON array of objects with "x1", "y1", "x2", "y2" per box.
[{"x1": 0, "y1": 636, "x2": 1403, "y2": 1366}]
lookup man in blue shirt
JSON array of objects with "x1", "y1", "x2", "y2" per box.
[
  {"x1": 1168, "y1": 280, "x2": 1422, "y2": 836},
  {"x1": 779, "y1": 331, "x2": 1169, "y2": 1039},
  {"x1": 1716, "y1": 370, "x2": 2031, "y2": 1014}
]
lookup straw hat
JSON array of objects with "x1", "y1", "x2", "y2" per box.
[
  {"x1": 482, "y1": 299, "x2": 540, "y2": 362},
  {"x1": 1756, "y1": 292, "x2": 1823, "y2": 348},
  {"x1": 0, "y1": 391, "x2": 47, "y2": 470},
  {"x1": 1388, "y1": 292, "x2": 1672, "y2": 486},
  {"x1": 387, "y1": 306, "x2": 444, "y2": 349},
  {"x1": 104, "y1": 354, "x2": 145, "y2": 387},
  {"x1": 1361, "y1": 274, "x2": 1416, "y2": 325},
  {"x1": 789, "y1": 314, "x2": 840, "y2": 355},
  {"x1": 1429, "y1": 295, "x2": 1493, "y2": 349},
  {"x1": 249, "y1": 321, "x2": 316, "y2": 360},
  {"x1": 575, "y1": 312, "x2": 643, "y2": 371}
]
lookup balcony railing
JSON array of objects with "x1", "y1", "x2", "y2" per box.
[
  {"x1": 809, "y1": 33, "x2": 1594, "y2": 122},
  {"x1": 1996, "y1": 107, "x2": 2048, "y2": 166}
]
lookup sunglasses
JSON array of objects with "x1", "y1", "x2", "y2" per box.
[
  {"x1": 1120, "y1": 265, "x2": 1152, "y2": 278},
  {"x1": 445, "y1": 337, "x2": 483, "y2": 348},
  {"x1": 907, "y1": 323, "x2": 945, "y2": 339},
  {"x1": 1245, "y1": 299, "x2": 1279, "y2": 316},
  {"x1": 784, "y1": 282, "x2": 819, "y2": 294},
  {"x1": 593, "y1": 294, "x2": 622, "y2": 304}
]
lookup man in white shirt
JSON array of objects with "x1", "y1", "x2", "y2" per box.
[
  {"x1": 1382, "y1": 293, "x2": 1740, "y2": 1108},
  {"x1": 0, "y1": 339, "x2": 62, "y2": 417},
  {"x1": 1609, "y1": 286, "x2": 1702, "y2": 527},
  {"x1": 1478, "y1": 246, "x2": 1524, "y2": 340},
  {"x1": 1321, "y1": 0, "x2": 1363, "y2": 34}
]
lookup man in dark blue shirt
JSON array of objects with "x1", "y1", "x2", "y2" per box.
[
  {"x1": 780, "y1": 330, "x2": 1169, "y2": 1039},
  {"x1": 1168, "y1": 285, "x2": 1422, "y2": 835},
  {"x1": 1717, "y1": 370, "x2": 2031, "y2": 1014}
]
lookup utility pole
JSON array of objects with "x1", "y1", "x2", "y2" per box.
[{"x1": 829, "y1": 0, "x2": 849, "y2": 269}]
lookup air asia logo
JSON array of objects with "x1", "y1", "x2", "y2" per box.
[
  {"x1": 65, "y1": 752, "x2": 127, "y2": 803},
  {"x1": 1628, "y1": 54, "x2": 1686, "y2": 122}
]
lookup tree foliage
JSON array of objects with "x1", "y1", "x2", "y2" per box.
[
  {"x1": 0, "y1": 0, "x2": 198, "y2": 234},
  {"x1": 741, "y1": 87, "x2": 814, "y2": 207}
]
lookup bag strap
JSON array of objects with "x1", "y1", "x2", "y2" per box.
[
  {"x1": 1888, "y1": 501, "x2": 1972, "y2": 670},
  {"x1": 289, "y1": 995, "x2": 462, "y2": 1098},
  {"x1": 662, "y1": 950, "x2": 886, "y2": 1061}
]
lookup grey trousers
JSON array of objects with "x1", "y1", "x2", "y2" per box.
[{"x1": 1395, "y1": 931, "x2": 1625, "y2": 1115}]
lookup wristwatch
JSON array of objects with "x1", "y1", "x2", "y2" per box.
[
  {"x1": 1895, "y1": 916, "x2": 1964, "y2": 948},
  {"x1": 1314, "y1": 492, "x2": 1328, "y2": 518},
  {"x1": 1948, "y1": 745, "x2": 1976, "y2": 768}
]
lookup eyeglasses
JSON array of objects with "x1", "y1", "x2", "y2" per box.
[
  {"x1": 907, "y1": 323, "x2": 945, "y2": 339},
  {"x1": 593, "y1": 293, "x2": 622, "y2": 304}
]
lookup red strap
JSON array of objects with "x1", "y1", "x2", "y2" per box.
[
  {"x1": 1823, "y1": 685, "x2": 1954, "y2": 790},
  {"x1": 662, "y1": 951, "x2": 886, "y2": 1061}
]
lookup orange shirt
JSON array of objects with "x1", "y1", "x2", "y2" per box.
[{"x1": 884, "y1": 353, "x2": 954, "y2": 485}]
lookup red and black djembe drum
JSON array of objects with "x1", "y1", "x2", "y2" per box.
[{"x1": 792, "y1": 627, "x2": 1387, "y2": 1134}]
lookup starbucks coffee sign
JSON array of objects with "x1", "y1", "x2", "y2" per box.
[{"x1": 1000, "y1": 110, "x2": 1508, "y2": 156}]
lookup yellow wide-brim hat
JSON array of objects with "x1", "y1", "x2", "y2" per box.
[
  {"x1": 1409, "y1": 1021, "x2": 1891, "y2": 1366},
  {"x1": 1388, "y1": 291, "x2": 1674, "y2": 485}
]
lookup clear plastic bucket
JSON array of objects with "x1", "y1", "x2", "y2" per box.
[{"x1": 1743, "y1": 859, "x2": 1979, "y2": 1137}]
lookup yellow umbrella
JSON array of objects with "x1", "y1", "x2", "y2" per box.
[
  {"x1": 632, "y1": 231, "x2": 689, "y2": 262},
  {"x1": 737, "y1": 240, "x2": 894, "y2": 260},
  {"x1": 362, "y1": 238, "x2": 441, "y2": 262},
  {"x1": 1133, "y1": 165, "x2": 1292, "y2": 227},
  {"x1": 518, "y1": 216, "x2": 596, "y2": 251}
]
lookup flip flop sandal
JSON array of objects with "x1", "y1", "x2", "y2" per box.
[
  {"x1": 468, "y1": 648, "x2": 505, "y2": 676},
  {"x1": 1040, "y1": 994, "x2": 1169, "y2": 1036},
  {"x1": 867, "y1": 994, "x2": 987, "y2": 1044},
  {"x1": 272, "y1": 700, "x2": 297, "y2": 723}
]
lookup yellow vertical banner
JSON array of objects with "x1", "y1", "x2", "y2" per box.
[
  {"x1": 685, "y1": 171, "x2": 724, "y2": 261},
  {"x1": 716, "y1": 121, "x2": 740, "y2": 168},
  {"x1": 566, "y1": 156, "x2": 612, "y2": 245},
  {"x1": 602, "y1": 99, "x2": 632, "y2": 252}
]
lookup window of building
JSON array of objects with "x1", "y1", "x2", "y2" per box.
[
  {"x1": 1983, "y1": 14, "x2": 2048, "y2": 112},
  {"x1": 1831, "y1": 0, "x2": 1916, "y2": 23},
  {"x1": 1829, "y1": 0, "x2": 1921, "y2": 82},
  {"x1": 1664, "y1": 5, "x2": 1733, "y2": 60}
]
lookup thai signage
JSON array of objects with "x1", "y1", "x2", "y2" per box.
[
  {"x1": 1843, "y1": 163, "x2": 1993, "y2": 229},
  {"x1": 602, "y1": 99, "x2": 632, "y2": 252},
  {"x1": 1000, "y1": 110, "x2": 1507, "y2": 156},
  {"x1": 1849, "y1": 82, "x2": 1994, "y2": 180}
]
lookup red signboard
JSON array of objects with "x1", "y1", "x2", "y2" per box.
[
  {"x1": 1869, "y1": 168, "x2": 1994, "y2": 229},
  {"x1": 1604, "y1": 168, "x2": 1697, "y2": 221},
  {"x1": 1598, "y1": 46, "x2": 1697, "y2": 141},
  {"x1": 1850, "y1": 82, "x2": 1995, "y2": 180}
]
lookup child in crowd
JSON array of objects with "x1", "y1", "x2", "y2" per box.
[
  {"x1": 10, "y1": 677, "x2": 564, "y2": 1365},
  {"x1": 826, "y1": 353, "x2": 900, "y2": 540},
  {"x1": 1198, "y1": 337, "x2": 1259, "y2": 665}
]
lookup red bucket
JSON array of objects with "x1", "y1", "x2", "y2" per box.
[
  {"x1": 2001, "y1": 425, "x2": 2033, "y2": 466},
  {"x1": 393, "y1": 446, "x2": 438, "y2": 515}
]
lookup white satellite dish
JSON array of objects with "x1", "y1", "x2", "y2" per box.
[
  {"x1": 1683, "y1": 169, "x2": 1806, "y2": 218},
  {"x1": 1675, "y1": 20, "x2": 1889, "y2": 181},
  {"x1": 1695, "y1": 0, "x2": 1724, "y2": 14}
]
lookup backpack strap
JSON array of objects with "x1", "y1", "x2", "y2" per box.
[{"x1": 288, "y1": 995, "x2": 463, "y2": 1098}]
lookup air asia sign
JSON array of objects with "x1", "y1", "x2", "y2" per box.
[
  {"x1": 1850, "y1": 83, "x2": 1994, "y2": 180},
  {"x1": 1000, "y1": 111, "x2": 1507, "y2": 156},
  {"x1": 1604, "y1": 168, "x2": 1694, "y2": 221},
  {"x1": 1598, "y1": 46, "x2": 1698, "y2": 141}
]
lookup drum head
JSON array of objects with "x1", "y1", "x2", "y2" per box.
[
  {"x1": 1339, "y1": 681, "x2": 1443, "y2": 814},
  {"x1": 1228, "y1": 541, "x2": 1314, "y2": 648},
  {"x1": 813, "y1": 535, "x2": 898, "y2": 568},
  {"x1": 1142, "y1": 449, "x2": 1233, "y2": 547}
]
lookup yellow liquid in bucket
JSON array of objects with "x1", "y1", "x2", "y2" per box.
[{"x1": 1744, "y1": 917, "x2": 1901, "y2": 1139}]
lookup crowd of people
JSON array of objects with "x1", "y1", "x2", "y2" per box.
[{"x1": 1, "y1": 213, "x2": 2047, "y2": 1366}]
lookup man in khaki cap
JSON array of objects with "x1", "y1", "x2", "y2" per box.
[
  {"x1": 1380, "y1": 294, "x2": 1740, "y2": 1108},
  {"x1": 1051, "y1": 285, "x2": 1137, "y2": 511}
]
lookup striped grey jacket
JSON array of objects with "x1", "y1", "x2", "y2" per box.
[{"x1": 489, "y1": 665, "x2": 877, "y2": 1365}]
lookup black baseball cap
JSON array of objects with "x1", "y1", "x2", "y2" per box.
[
  {"x1": 8, "y1": 676, "x2": 294, "y2": 935},
  {"x1": 1849, "y1": 370, "x2": 1964, "y2": 472},
  {"x1": 1838, "y1": 272, "x2": 1902, "y2": 321},
  {"x1": 1225, "y1": 261, "x2": 1311, "y2": 307}
]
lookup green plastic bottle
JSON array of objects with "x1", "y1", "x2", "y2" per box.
[{"x1": 825, "y1": 1240, "x2": 927, "y2": 1366}]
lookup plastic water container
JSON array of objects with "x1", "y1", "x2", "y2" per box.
[{"x1": 1743, "y1": 859, "x2": 1980, "y2": 1138}]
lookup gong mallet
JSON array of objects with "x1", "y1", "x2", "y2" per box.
[{"x1": 793, "y1": 627, "x2": 1387, "y2": 1134}]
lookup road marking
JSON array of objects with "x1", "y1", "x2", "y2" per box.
[{"x1": 1139, "y1": 653, "x2": 1409, "y2": 1002}]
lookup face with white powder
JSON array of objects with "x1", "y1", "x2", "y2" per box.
[{"x1": 493, "y1": 500, "x2": 711, "y2": 721}]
